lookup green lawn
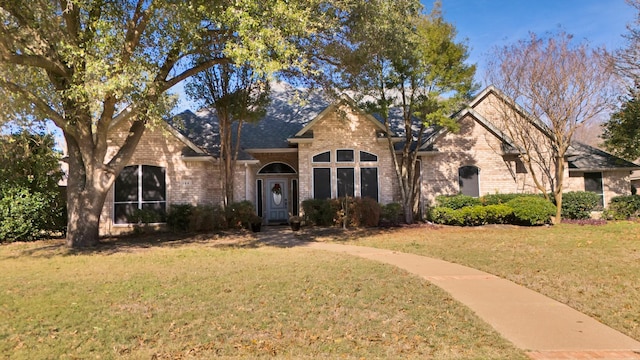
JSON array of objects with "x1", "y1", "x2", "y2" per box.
[
  {"x1": 347, "y1": 222, "x2": 640, "y2": 342},
  {"x1": 0, "y1": 237, "x2": 525, "y2": 359}
]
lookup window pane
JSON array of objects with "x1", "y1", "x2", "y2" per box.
[
  {"x1": 459, "y1": 166, "x2": 479, "y2": 197},
  {"x1": 337, "y1": 168, "x2": 355, "y2": 197},
  {"x1": 292, "y1": 179, "x2": 299, "y2": 216},
  {"x1": 256, "y1": 179, "x2": 263, "y2": 217},
  {"x1": 337, "y1": 149, "x2": 354, "y2": 162},
  {"x1": 361, "y1": 167, "x2": 378, "y2": 201},
  {"x1": 141, "y1": 202, "x2": 167, "y2": 222},
  {"x1": 584, "y1": 172, "x2": 604, "y2": 207},
  {"x1": 115, "y1": 166, "x2": 139, "y2": 202},
  {"x1": 142, "y1": 165, "x2": 166, "y2": 201},
  {"x1": 313, "y1": 168, "x2": 331, "y2": 199},
  {"x1": 259, "y1": 162, "x2": 296, "y2": 174},
  {"x1": 114, "y1": 203, "x2": 137, "y2": 224},
  {"x1": 312, "y1": 151, "x2": 330, "y2": 163},
  {"x1": 359, "y1": 151, "x2": 378, "y2": 162}
]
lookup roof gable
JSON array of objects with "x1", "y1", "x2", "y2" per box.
[{"x1": 290, "y1": 95, "x2": 393, "y2": 140}]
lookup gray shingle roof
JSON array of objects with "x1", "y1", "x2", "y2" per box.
[{"x1": 567, "y1": 142, "x2": 640, "y2": 171}]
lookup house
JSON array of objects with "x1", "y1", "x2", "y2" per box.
[{"x1": 100, "y1": 83, "x2": 640, "y2": 234}]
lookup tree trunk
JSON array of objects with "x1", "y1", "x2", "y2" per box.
[{"x1": 65, "y1": 186, "x2": 108, "y2": 248}]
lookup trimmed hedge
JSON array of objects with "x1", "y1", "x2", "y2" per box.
[
  {"x1": 604, "y1": 195, "x2": 640, "y2": 220},
  {"x1": 561, "y1": 191, "x2": 600, "y2": 220},
  {"x1": 506, "y1": 196, "x2": 556, "y2": 225},
  {"x1": 165, "y1": 201, "x2": 258, "y2": 233},
  {"x1": 428, "y1": 194, "x2": 555, "y2": 226},
  {"x1": 435, "y1": 194, "x2": 482, "y2": 209}
]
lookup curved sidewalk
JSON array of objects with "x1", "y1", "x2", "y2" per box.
[{"x1": 301, "y1": 241, "x2": 640, "y2": 360}]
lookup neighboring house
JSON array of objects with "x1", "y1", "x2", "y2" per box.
[{"x1": 100, "y1": 84, "x2": 640, "y2": 235}]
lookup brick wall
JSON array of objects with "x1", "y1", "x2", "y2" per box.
[
  {"x1": 297, "y1": 105, "x2": 399, "y2": 208},
  {"x1": 101, "y1": 122, "x2": 220, "y2": 235}
]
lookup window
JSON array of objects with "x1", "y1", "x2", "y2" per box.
[
  {"x1": 337, "y1": 168, "x2": 355, "y2": 197},
  {"x1": 256, "y1": 179, "x2": 263, "y2": 217},
  {"x1": 258, "y1": 162, "x2": 296, "y2": 174},
  {"x1": 458, "y1": 165, "x2": 479, "y2": 197},
  {"x1": 359, "y1": 151, "x2": 378, "y2": 162},
  {"x1": 312, "y1": 151, "x2": 330, "y2": 163},
  {"x1": 336, "y1": 149, "x2": 354, "y2": 162},
  {"x1": 584, "y1": 172, "x2": 604, "y2": 207},
  {"x1": 291, "y1": 179, "x2": 299, "y2": 216},
  {"x1": 114, "y1": 165, "x2": 166, "y2": 224},
  {"x1": 313, "y1": 168, "x2": 331, "y2": 199},
  {"x1": 361, "y1": 167, "x2": 379, "y2": 201}
]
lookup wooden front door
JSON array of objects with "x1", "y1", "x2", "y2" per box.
[{"x1": 266, "y1": 179, "x2": 288, "y2": 224}]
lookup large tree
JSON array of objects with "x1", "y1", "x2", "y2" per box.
[
  {"x1": 486, "y1": 32, "x2": 617, "y2": 223},
  {"x1": 616, "y1": 0, "x2": 640, "y2": 83},
  {"x1": 185, "y1": 62, "x2": 269, "y2": 207},
  {"x1": 601, "y1": 0, "x2": 640, "y2": 159},
  {"x1": 602, "y1": 84, "x2": 640, "y2": 160},
  {"x1": 332, "y1": 0, "x2": 475, "y2": 223},
  {"x1": 0, "y1": 0, "x2": 356, "y2": 247}
]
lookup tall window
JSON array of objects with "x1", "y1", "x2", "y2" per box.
[
  {"x1": 458, "y1": 165, "x2": 479, "y2": 197},
  {"x1": 114, "y1": 165, "x2": 166, "y2": 224},
  {"x1": 584, "y1": 172, "x2": 604, "y2": 207},
  {"x1": 361, "y1": 167, "x2": 379, "y2": 201},
  {"x1": 313, "y1": 168, "x2": 331, "y2": 199},
  {"x1": 337, "y1": 168, "x2": 355, "y2": 197}
]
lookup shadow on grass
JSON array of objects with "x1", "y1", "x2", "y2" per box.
[{"x1": 5, "y1": 224, "x2": 435, "y2": 259}]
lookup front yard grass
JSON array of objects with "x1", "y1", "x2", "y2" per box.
[
  {"x1": 0, "y1": 238, "x2": 526, "y2": 359},
  {"x1": 347, "y1": 222, "x2": 640, "y2": 342}
]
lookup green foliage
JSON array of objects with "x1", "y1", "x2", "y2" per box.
[
  {"x1": 0, "y1": 187, "x2": 48, "y2": 242},
  {"x1": 381, "y1": 202, "x2": 403, "y2": 226},
  {"x1": 481, "y1": 193, "x2": 531, "y2": 205},
  {"x1": 189, "y1": 205, "x2": 228, "y2": 233},
  {"x1": 483, "y1": 204, "x2": 515, "y2": 224},
  {"x1": 561, "y1": 191, "x2": 600, "y2": 220},
  {"x1": 506, "y1": 197, "x2": 556, "y2": 226},
  {"x1": 428, "y1": 204, "x2": 513, "y2": 226},
  {"x1": 0, "y1": 131, "x2": 66, "y2": 242},
  {"x1": 302, "y1": 199, "x2": 335, "y2": 226},
  {"x1": 166, "y1": 204, "x2": 194, "y2": 232},
  {"x1": 436, "y1": 194, "x2": 482, "y2": 209},
  {"x1": 225, "y1": 201, "x2": 257, "y2": 229},
  {"x1": 603, "y1": 195, "x2": 640, "y2": 220},
  {"x1": 602, "y1": 85, "x2": 640, "y2": 160}
]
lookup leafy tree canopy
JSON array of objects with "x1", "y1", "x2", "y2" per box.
[{"x1": 602, "y1": 85, "x2": 640, "y2": 160}]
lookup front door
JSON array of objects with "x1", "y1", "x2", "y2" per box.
[{"x1": 266, "y1": 179, "x2": 288, "y2": 224}]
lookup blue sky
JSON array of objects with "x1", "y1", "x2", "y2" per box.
[{"x1": 437, "y1": 0, "x2": 635, "y2": 86}]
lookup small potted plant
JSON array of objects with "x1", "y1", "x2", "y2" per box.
[
  {"x1": 250, "y1": 214, "x2": 263, "y2": 232},
  {"x1": 289, "y1": 215, "x2": 302, "y2": 231}
]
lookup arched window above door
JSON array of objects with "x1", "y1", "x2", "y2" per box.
[{"x1": 258, "y1": 162, "x2": 296, "y2": 174}]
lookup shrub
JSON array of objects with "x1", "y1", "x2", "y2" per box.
[
  {"x1": 506, "y1": 196, "x2": 556, "y2": 225},
  {"x1": 166, "y1": 204, "x2": 193, "y2": 232},
  {"x1": 483, "y1": 204, "x2": 514, "y2": 224},
  {"x1": 561, "y1": 191, "x2": 600, "y2": 220},
  {"x1": 353, "y1": 197, "x2": 381, "y2": 227},
  {"x1": 0, "y1": 187, "x2": 49, "y2": 242},
  {"x1": 302, "y1": 199, "x2": 334, "y2": 226},
  {"x1": 189, "y1": 205, "x2": 227, "y2": 232},
  {"x1": 605, "y1": 195, "x2": 640, "y2": 220},
  {"x1": 381, "y1": 202, "x2": 402, "y2": 225},
  {"x1": 225, "y1": 201, "x2": 256, "y2": 229},
  {"x1": 481, "y1": 193, "x2": 531, "y2": 205},
  {"x1": 428, "y1": 206, "x2": 463, "y2": 225},
  {"x1": 436, "y1": 194, "x2": 482, "y2": 209}
]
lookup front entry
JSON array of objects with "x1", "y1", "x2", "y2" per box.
[{"x1": 266, "y1": 179, "x2": 288, "y2": 224}]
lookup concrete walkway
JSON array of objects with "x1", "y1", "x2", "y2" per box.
[{"x1": 258, "y1": 229, "x2": 640, "y2": 359}]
